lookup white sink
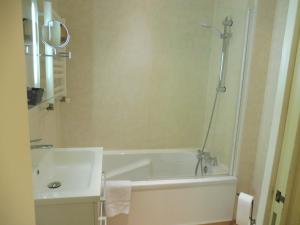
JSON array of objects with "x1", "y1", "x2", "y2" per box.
[{"x1": 31, "y1": 147, "x2": 103, "y2": 204}]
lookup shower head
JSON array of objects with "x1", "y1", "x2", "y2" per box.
[
  {"x1": 200, "y1": 23, "x2": 212, "y2": 29},
  {"x1": 200, "y1": 23, "x2": 222, "y2": 36},
  {"x1": 201, "y1": 16, "x2": 233, "y2": 39}
]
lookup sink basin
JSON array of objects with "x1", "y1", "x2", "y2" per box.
[{"x1": 31, "y1": 147, "x2": 103, "y2": 204}]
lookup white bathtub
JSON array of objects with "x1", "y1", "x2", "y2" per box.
[{"x1": 103, "y1": 149, "x2": 237, "y2": 225}]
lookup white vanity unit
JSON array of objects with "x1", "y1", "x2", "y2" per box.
[{"x1": 31, "y1": 148, "x2": 104, "y2": 225}]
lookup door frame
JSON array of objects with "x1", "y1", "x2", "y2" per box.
[
  {"x1": 268, "y1": 29, "x2": 300, "y2": 225},
  {"x1": 256, "y1": 0, "x2": 300, "y2": 224}
]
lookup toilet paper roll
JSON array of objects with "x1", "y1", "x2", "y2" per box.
[{"x1": 236, "y1": 192, "x2": 254, "y2": 225}]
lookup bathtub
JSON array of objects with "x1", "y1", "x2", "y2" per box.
[{"x1": 103, "y1": 149, "x2": 237, "y2": 225}]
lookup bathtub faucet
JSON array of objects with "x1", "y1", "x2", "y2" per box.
[
  {"x1": 195, "y1": 151, "x2": 218, "y2": 176},
  {"x1": 196, "y1": 151, "x2": 217, "y2": 166}
]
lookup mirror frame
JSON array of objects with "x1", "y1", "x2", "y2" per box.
[{"x1": 41, "y1": 19, "x2": 70, "y2": 49}]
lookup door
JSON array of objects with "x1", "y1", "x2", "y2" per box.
[
  {"x1": 285, "y1": 152, "x2": 300, "y2": 225},
  {"x1": 269, "y1": 35, "x2": 300, "y2": 225}
]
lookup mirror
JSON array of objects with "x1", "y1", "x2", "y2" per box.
[{"x1": 41, "y1": 20, "x2": 70, "y2": 48}]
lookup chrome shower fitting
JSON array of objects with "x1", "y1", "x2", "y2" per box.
[
  {"x1": 201, "y1": 16, "x2": 233, "y2": 93},
  {"x1": 201, "y1": 16, "x2": 233, "y2": 40},
  {"x1": 200, "y1": 23, "x2": 223, "y2": 37},
  {"x1": 221, "y1": 16, "x2": 233, "y2": 39},
  {"x1": 195, "y1": 16, "x2": 233, "y2": 176},
  {"x1": 195, "y1": 151, "x2": 219, "y2": 176}
]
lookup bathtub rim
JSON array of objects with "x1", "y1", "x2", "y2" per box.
[
  {"x1": 103, "y1": 148, "x2": 198, "y2": 155},
  {"x1": 115, "y1": 176, "x2": 237, "y2": 191}
]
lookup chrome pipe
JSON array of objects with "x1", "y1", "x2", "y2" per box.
[
  {"x1": 218, "y1": 16, "x2": 233, "y2": 92},
  {"x1": 201, "y1": 17, "x2": 233, "y2": 92},
  {"x1": 30, "y1": 138, "x2": 42, "y2": 143},
  {"x1": 31, "y1": 144, "x2": 54, "y2": 149}
]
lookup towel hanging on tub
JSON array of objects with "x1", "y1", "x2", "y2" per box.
[{"x1": 104, "y1": 180, "x2": 132, "y2": 217}]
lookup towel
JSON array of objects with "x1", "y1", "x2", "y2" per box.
[
  {"x1": 104, "y1": 180, "x2": 132, "y2": 217},
  {"x1": 236, "y1": 192, "x2": 254, "y2": 225}
]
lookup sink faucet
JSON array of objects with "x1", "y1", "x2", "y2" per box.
[{"x1": 30, "y1": 138, "x2": 54, "y2": 150}]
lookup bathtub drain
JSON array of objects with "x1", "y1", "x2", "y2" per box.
[{"x1": 47, "y1": 181, "x2": 62, "y2": 189}]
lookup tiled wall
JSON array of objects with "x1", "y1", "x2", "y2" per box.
[
  {"x1": 28, "y1": 102, "x2": 62, "y2": 146},
  {"x1": 56, "y1": 0, "x2": 215, "y2": 149}
]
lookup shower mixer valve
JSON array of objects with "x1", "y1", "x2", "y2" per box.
[{"x1": 196, "y1": 151, "x2": 218, "y2": 167}]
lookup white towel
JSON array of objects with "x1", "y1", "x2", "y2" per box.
[
  {"x1": 236, "y1": 192, "x2": 254, "y2": 225},
  {"x1": 104, "y1": 180, "x2": 132, "y2": 217}
]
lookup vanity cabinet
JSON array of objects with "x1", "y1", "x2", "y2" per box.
[
  {"x1": 35, "y1": 202, "x2": 99, "y2": 225},
  {"x1": 31, "y1": 147, "x2": 103, "y2": 225}
]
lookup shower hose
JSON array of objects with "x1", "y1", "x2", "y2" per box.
[{"x1": 195, "y1": 90, "x2": 220, "y2": 176}]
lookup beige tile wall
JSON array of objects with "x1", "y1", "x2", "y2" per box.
[
  {"x1": 56, "y1": 0, "x2": 215, "y2": 149},
  {"x1": 28, "y1": 102, "x2": 62, "y2": 146}
]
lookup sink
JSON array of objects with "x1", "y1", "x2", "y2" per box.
[{"x1": 31, "y1": 147, "x2": 103, "y2": 204}]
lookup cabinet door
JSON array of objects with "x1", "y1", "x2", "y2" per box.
[{"x1": 35, "y1": 203, "x2": 95, "y2": 225}]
